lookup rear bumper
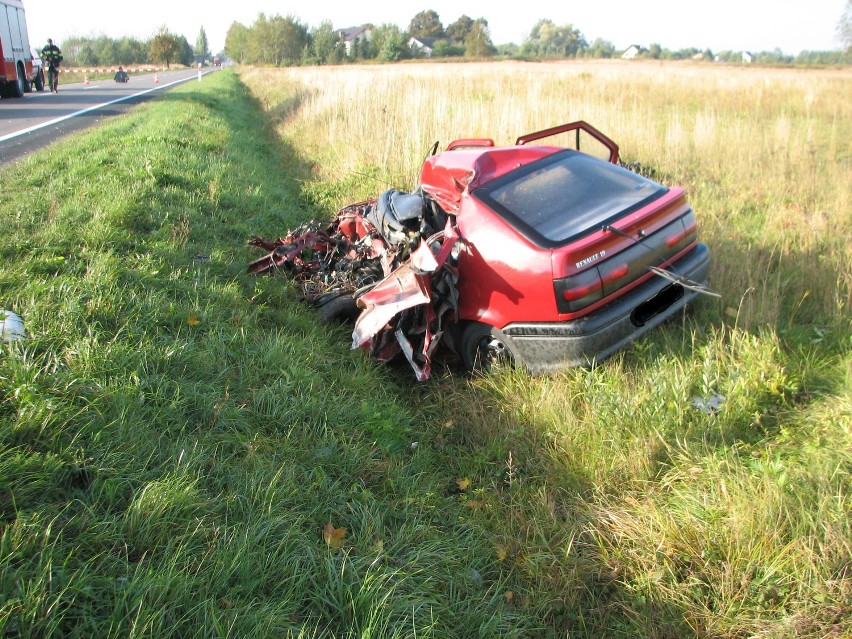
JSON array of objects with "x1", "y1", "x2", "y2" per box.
[{"x1": 500, "y1": 243, "x2": 710, "y2": 373}]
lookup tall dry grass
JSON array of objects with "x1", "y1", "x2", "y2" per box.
[
  {"x1": 243, "y1": 60, "x2": 850, "y2": 332},
  {"x1": 236, "y1": 62, "x2": 851, "y2": 390}
]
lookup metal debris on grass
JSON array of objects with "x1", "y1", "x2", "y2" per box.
[
  {"x1": 248, "y1": 192, "x2": 460, "y2": 381},
  {"x1": 1, "y1": 310, "x2": 26, "y2": 342},
  {"x1": 692, "y1": 393, "x2": 726, "y2": 415}
]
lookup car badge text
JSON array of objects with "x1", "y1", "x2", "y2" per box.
[{"x1": 575, "y1": 250, "x2": 606, "y2": 269}]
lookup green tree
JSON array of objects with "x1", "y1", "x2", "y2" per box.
[
  {"x1": 99, "y1": 39, "x2": 119, "y2": 64},
  {"x1": 150, "y1": 28, "x2": 181, "y2": 67},
  {"x1": 431, "y1": 40, "x2": 464, "y2": 57},
  {"x1": 225, "y1": 22, "x2": 250, "y2": 63},
  {"x1": 839, "y1": 0, "x2": 852, "y2": 51},
  {"x1": 671, "y1": 47, "x2": 699, "y2": 60},
  {"x1": 244, "y1": 14, "x2": 269, "y2": 64},
  {"x1": 310, "y1": 21, "x2": 342, "y2": 65},
  {"x1": 496, "y1": 42, "x2": 520, "y2": 57},
  {"x1": 796, "y1": 49, "x2": 852, "y2": 64},
  {"x1": 334, "y1": 40, "x2": 347, "y2": 63},
  {"x1": 445, "y1": 15, "x2": 474, "y2": 44},
  {"x1": 274, "y1": 15, "x2": 308, "y2": 65},
  {"x1": 371, "y1": 24, "x2": 409, "y2": 62},
  {"x1": 647, "y1": 42, "x2": 662, "y2": 59},
  {"x1": 116, "y1": 37, "x2": 147, "y2": 65},
  {"x1": 178, "y1": 35, "x2": 194, "y2": 66},
  {"x1": 252, "y1": 14, "x2": 308, "y2": 66},
  {"x1": 408, "y1": 10, "x2": 444, "y2": 38},
  {"x1": 755, "y1": 48, "x2": 793, "y2": 64},
  {"x1": 77, "y1": 43, "x2": 96, "y2": 66},
  {"x1": 350, "y1": 36, "x2": 363, "y2": 60},
  {"x1": 464, "y1": 19, "x2": 495, "y2": 57},
  {"x1": 522, "y1": 19, "x2": 587, "y2": 58},
  {"x1": 195, "y1": 26, "x2": 210, "y2": 62},
  {"x1": 360, "y1": 34, "x2": 378, "y2": 59},
  {"x1": 585, "y1": 37, "x2": 615, "y2": 58},
  {"x1": 59, "y1": 35, "x2": 149, "y2": 66}
]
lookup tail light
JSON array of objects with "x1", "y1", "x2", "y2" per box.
[{"x1": 554, "y1": 268, "x2": 603, "y2": 312}]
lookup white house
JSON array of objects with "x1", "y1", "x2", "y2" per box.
[
  {"x1": 621, "y1": 45, "x2": 642, "y2": 59},
  {"x1": 741, "y1": 51, "x2": 754, "y2": 63},
  {"x1": 408, "y1": 36, "x2": 437, "y2": 57},
  {"x1": 337, "y1": 26, "x2": 372, "y2": 56}
]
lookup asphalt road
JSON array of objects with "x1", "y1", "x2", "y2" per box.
[{"x1": 0, "y1": 66, "x2": 220, "y2": 166}]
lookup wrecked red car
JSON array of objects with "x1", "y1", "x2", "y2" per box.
[{"x1": 250, "y1": 121, "x2": 711, "y2": 379}]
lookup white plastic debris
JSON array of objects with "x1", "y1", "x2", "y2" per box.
[
  {"x1": 691, "y1": 393, "x2": 726, "y2": 415},
  {"x1": 1, "y1": 310, "x2": 26, "y2": 342}
]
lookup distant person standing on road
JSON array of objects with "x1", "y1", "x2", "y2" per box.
[{"x1": 41, "y1": 38, "x2": 63, "y2": 93}]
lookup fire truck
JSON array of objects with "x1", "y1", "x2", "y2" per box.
[{"x1": 0, "y1": 0, "x2": 41, "y2": 97}]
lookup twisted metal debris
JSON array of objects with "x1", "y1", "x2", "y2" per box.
[{"x1": 249, "y1": 193, "x2": 460, "y2": 381}]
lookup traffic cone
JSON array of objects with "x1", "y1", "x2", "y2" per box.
[
  {"x1": 84, "y1": 75, "x2": 89, "y2": 86},
  {"x1": 154, "y1": 73, "x2": 159, "y2": 84}
]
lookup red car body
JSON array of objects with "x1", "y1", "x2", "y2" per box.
[
  {"x1": 420, "y1": 122, "x2": 710, "y2": 373},
  {"x1": 250, "y1": 122, "x2": 711, "y2": 377}
]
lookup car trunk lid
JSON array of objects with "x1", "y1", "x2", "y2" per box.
[{"x1": 551, "y1": 188, "x2": 699, "y2": 317}]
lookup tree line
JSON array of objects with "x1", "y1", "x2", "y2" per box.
[
  {"x1": 57, "y1": 27, "x2": 213, "y2": 68},
  {"x1": 223, "y1": 12, "x2": 497, "y2": 65},
  {"x1": 224, "y1": 10, "x2": 851, "y2": 67},
  {"x1": 55, "y1": 7, "x2": 851, "y2": 69}
]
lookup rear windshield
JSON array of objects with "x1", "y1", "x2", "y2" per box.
[{"x1": 472, "y1": 150, "x2": 667, "y2": 247}]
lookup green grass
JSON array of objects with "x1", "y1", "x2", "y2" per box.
[{"x1": 1, "y1": 67, "x2": 850, "y2": 638}]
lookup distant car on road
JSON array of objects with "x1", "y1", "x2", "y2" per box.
[{"x1": 29, "y1": 47, "x2": 44, "y2": 91}]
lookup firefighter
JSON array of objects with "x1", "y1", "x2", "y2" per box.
[{"x1": 41, "y1": 38, "x2": 63, "y2": 93}]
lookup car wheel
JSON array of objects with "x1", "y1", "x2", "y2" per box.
[
  {"x1": 318, "y1": 294, "x2": 360, "y2": 324},
  {"x1": 35, "y1": 70, "x2": 44, "y2": 92},
  {"x1": 461, "y1": 322, "x2": 513, "y2": 373}
]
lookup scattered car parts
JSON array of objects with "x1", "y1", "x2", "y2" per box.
[{"x1": 0, "y1": 309, "x2": 26, "y2": 341}]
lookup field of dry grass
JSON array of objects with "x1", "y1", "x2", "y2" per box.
[{"x1": 243, "y1": 60, "x2": 850, "y2": 330}]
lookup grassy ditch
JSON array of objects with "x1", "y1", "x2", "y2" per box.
[
  {"x1": 0, "y1": 64, "x2": 849, "y2": 638},
  {"x1": 0, "y1": 71, "x2": 536, "y2": 637}
]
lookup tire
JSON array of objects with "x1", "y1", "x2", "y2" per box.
[
  {"x1": 317, "y1": 294, "x2": 360, "y2": 324},
  {"x1": 34, "y1": 69, "x2": 44, "y2": 92},
  {"x1": 460, "y1": 322, "x2": 514, "y2": 374},
  {"x1": 8, "y1": 63, "x2": 25, "y2": 98}
]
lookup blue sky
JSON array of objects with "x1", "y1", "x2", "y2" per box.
[{"x1": 28, "y1": 0, "x2": 848, "y2": 56}]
